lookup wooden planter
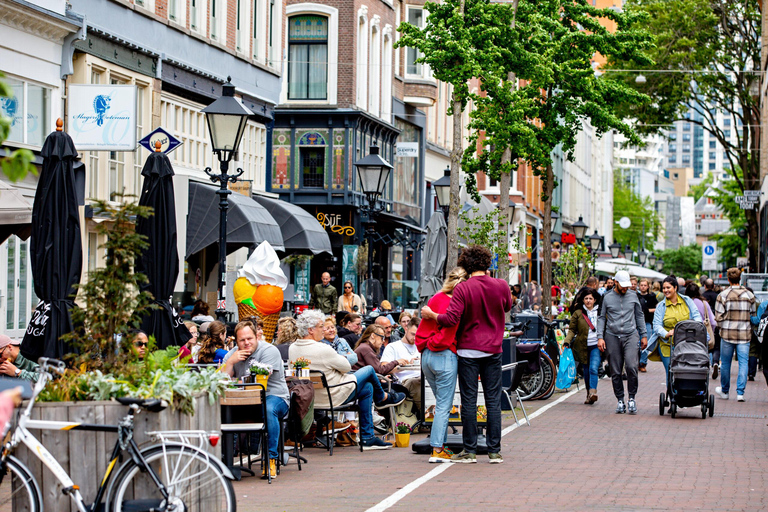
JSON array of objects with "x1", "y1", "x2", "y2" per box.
[{"x1": 14, "y1": 396, "x2": 221, "y2": 512}]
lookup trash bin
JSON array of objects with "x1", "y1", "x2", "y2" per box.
[{"x1": 514, "y1": 311, "x2": 546, "y2": 339}]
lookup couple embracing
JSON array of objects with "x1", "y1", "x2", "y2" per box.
[{"x1": 419, "y1": 245, "x2": 512, "y2": 464}]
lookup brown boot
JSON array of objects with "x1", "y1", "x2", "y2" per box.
[
  {"x1": 584, "y1": 389, "x2": 591, "y2": 404},
  {"x1": 588, "y1": 390, "x2": 598, "y2": 404}
]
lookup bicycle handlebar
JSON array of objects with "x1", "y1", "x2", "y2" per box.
[{"x1": 37, "y1": 357, "x2": 66, "y2": 375}]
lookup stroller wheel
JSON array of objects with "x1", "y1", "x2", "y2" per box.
[
  {"x1": 708, "y1": 395, "x2": 715, "y2": 417},
  {"x1": 701, "y1": 403, "x2": 707, "y2": 419},
  {"x1": 659, "y1": 393, "x2": 665, "y2": 416},
  {"x1": 670, "y1": 403, "x2": 677, "y2": 418}
]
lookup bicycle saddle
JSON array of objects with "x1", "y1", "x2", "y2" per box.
[{"x1": 116, "y1": 397, "x2": 167, "y2": 413}]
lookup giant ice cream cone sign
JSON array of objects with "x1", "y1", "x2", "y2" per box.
[{"x1": 234, "y1": 242, "x2": 287, "y2": 343}]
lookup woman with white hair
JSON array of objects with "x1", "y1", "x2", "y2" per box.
[{"x1": 289, "y1": 309, "x2": 406, "y2": 450}]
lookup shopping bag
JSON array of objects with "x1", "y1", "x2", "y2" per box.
[{"x1": 555, "y1": 347, "x2": 576, "y2": 390}]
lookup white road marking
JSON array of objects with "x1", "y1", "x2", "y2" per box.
[{"x1": 365, "y1": 388, "x2": 580, "y2": 512}]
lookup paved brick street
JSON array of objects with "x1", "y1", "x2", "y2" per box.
[{"x1": 233, "y1": 362, "x2": 768, "y2": 512}]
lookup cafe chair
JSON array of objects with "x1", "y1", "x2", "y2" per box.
[
  {"x1": 501, "y1": 361, "x2": 530, "y2": 427},
  {"x1": 308, "y1": 370, "x2": 362, "y2": 456},
  {"x1": 219, "y1": 383, "x2": 273, "y2": 483}
]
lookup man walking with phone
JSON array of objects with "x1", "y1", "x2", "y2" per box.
[{"x1": 597, "y1": 271, "x2": 648, "y2": 415}]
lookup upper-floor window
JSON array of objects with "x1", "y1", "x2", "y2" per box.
[
  {"x1": 405, "y1": 7, "x2": 426, "y2": 77},
  {"x1": 210, "y1": 0, "x2": 225, "y2": 43},
  {"x1": 0, "y1": 76, "x2": 50, "y2": 148},
  {"x1": 168, "y1": 0, "x2": 185, "y2": 24},
  {"x1": 288, "y1": 15, "x2": 328, "y2": 100},
  {"x1": 682, "y1": 133, "x2": 691, "y2": 141}
]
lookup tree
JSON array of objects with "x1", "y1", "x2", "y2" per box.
[
  {"x1": 709, "y1": 177, "x2": 748, "y2": 267},
  {"x1": 655, "y1": 245, "x2": 703, "y2": 279},
  {"x1": 613, "y1": 173, "x2": 663, "y2": 250},
  {"x1": 609, "y1": 0, "x2": 761, "y2": 270},
  {"x1": 0, "y1": 73, "x2": 36, "y2": 182},
  {"x1": 688, "y1": 173, "x2": 714, "y2": 203},
  {"x1": 397, "y1": 0, "x2": 491, "y2": 271},
  {"x1": 553, "y1": 243, "x2": 596, "y2": 299}
]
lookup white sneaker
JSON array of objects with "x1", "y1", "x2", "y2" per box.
[
  {"x1": 737, "y1": 395, "x2": 745, "y2": 402},
  {"x1": 715, "y1": 387, "x2": 729, "y2": 400}
]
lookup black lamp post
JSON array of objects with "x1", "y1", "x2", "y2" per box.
[
  {"x1": 655, "y1": 258, "x2": 664, "y2": 272},
  {"x1": 355, "y1": 145, "x2": 394, "y2": 281},
  {"x1": 648, "y1": 253, "x2": 657, "y2": 268},
  {"x1": 589, "y1": 230, "x2": 603, "y2": 275},
  {"x1": 572, "y1": 215, "x2": 588, "y2": 242},
  {"x1": 202, "y1": 77, "x2": 254, "y2": 320},
  {"x1": 551, "y1": 211, "x2": 560, "y2": 235},
  {"x1": 609, "y1": 241, "x2": 622, "y2": 259},
  {"x1": 638, "y1": 249, "x2": 648, "y2": 266},
  {"x1": 623, "y1": 244, "x2": 634, "y2": 261},
  {"x1": 433, "y1": 166, "x2": 451, "y2": 218}
]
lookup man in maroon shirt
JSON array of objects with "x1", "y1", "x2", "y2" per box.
[{"x1": 421, "y1": 245, "x2": 512, "y2": 464}]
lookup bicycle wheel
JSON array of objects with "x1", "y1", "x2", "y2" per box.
[
  {"x1": 518, "y1": 366, "x2": 544, "y2": 401},
  {"x1": 0, "y1": 455, "x2": 42, "y2": 512},
  {"x1": 106, "y1": 445, "x2": 236, "y2": 512},
  {"x1": 533, "y1": 353, "x2": 556, "y2": 400}
]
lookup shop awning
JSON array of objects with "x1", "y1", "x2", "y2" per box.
[
  {"x1": 377, "y1": 212, "x2": 427, "y2": 234},
  {"x1": 186, "y1": 182, "x2": 284, "y2": 258},
  {"x1": 0, "y1": 179, "x2": 33, "y2": 243},
  {"x1": 252, "y1": 195, "x2": 332, "y2": 255}
]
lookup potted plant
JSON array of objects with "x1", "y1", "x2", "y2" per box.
[
  {"x1": 292, "y1": 357, "x2": 311, "y2": 378},
  {"x1": 395, "y1": 422, "x2": 411, "y2": 448},
  {"x1": 249, "y1": 361, "x2": 273, "y2": 389}
]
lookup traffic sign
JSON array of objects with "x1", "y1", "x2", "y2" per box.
[
  {"x1": 702, "y1": 241, "x2": 717, "y2": 271},
  {"x1": 139, "y1": 127, "x2": 182, "y2": 154}
]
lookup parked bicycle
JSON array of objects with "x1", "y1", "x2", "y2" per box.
[
  {"x1": 516, "y1": 317, "x2": 568, "y2": 401},
  {"x1": 0, "y1": 358, "x2": 236, "y2": 512}
]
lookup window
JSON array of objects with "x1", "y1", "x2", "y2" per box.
[
  {"x1": 252, "y1": 0, "x2": 265, "y2": 60},
  {"x1": 682, "y1": 144, "x2": 690, "y2": 152},
  {"x1": 301, "y1": 147, "x2": 325, "y2": 187},
  {"x1": 161, "y1": 94, "x2": 213, "y2": 171},
  {"x1": 724, "y1": 130, "x2": 731, "y2": 138},
  {"x1": 210, "y1": 0, "x2": 225, "y2": 42},
  {"x1": 369, "y1": 19, "x2": 381, "y2": 116},
  {"x1": 288, "y1": 15, "x2": 328, "y2": 100},
  {"x1": 709, "y1": 162, "x2": 716, "y2": 170},
  {"x1": 682, "y1": 154, "x2": 691, "y2": 164},
  {"x1": 709, "y1": 140, "x2": 716, "y2": 149},
  {"x1": 356, "y1": 8, "x2": 368, "y2": 108},
  {"x1": 191, "y1": 0, "x2": 200, "y2": 31},
  {"x1": 723, "y1": 118, "x2": 731, "y2": 127},
  {"x1": 668, "y1": 156, "x2": 677, "y2": 164},
  {"x1": 668, "y1": 133, "x2": 677, "y2": 141},
  {"x1": 168, "y1": 0, "x2": 184, "y2": 23},
  {"x1": 682, "y1": 133, "x2": 691, "y2": 141},
  {"x1": 709, "y1": 151, "x2": 716, "y2": 160},
  {"x1": 669, "y1": 144, "x2": 676, "y2": 152},
  {"x1": 405, "y1": 7, "x2": 424, "y2": 76},
  {"x1": 0, "y1": 76, "x2": 51, "y2": 147},
  {"x1": 683, "y1": 123, "x2": 690, "y2": 131},
  {"x1": 269, "y1": 0, "x2": 279, "y2": 67},
  {"x1": 673, "y1": 173, "x2": 679, "y2": 179},
  {"x1": 3, "y1": 236, "x2": 37, "y2": 337},
  {"x1": 381, "y1": 26, "x2": 393, "y2": 120}
]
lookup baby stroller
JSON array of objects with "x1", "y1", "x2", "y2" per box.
[{"x1": 659, "y1": 320, "x2": 714, "y2": 419}]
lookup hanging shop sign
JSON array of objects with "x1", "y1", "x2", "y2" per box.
[
  {"x1": 396, "y1": 142, "x2": 419, "y2": 157},
  {"x1": 68, "y1": 84, "x2": 137, "y2": 150},
  {"x1": 735, "y1": 190, "x2": 761, "y2": 210},
  {"x1": 139, "y1": 127, "x2": 182, "y2": 154},
  {"x1": 317, "y1": 212, "x2": 355, "y2": 236}
]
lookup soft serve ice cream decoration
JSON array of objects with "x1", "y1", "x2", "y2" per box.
[{"x1": 233, "y1": 242, "x2": 288, "y2": 343}]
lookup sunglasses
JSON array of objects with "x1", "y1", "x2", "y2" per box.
[
  {"x1": 134, "y1": 342, "x2": 148, "y2": 348},
  {"x1": 344, "y1": 286, "x2": 352, "y2": 289}
]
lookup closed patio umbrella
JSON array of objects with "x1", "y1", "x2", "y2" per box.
[
  {"x1": 21, "y1": 121, "x2": 82, "y2": 361},
  {"x1": 417, "y1": 212, "x2": 447, "y2": 301},
  {"x1": 136, "y1": 147, "x2": 192, "y2": 349}
]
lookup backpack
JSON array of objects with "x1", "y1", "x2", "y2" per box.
[{"x1": 756, "y1": 306, "x2": 768, "y2": 344}]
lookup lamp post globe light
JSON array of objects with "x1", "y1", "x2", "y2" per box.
[
  {"x1": 433, "y1": 166, "x2": 451, "y2": 218},
  {"x1": 551, "y1": 211, "x2": 560, "y2": 235},
  {"x1": 656, "y1": 258, "x2": 664, "y2": 272},
  {"x1": 649, "y1": 252, "x2": 657, "y2": 268},
  {"x1": 638, "y1": 249, "x2": 648, "y2": 266},
  {"x1": 354, "y1": 145, "x2": 394, "y2": 280},
  {"x1": 202, "y1": 77, "x2": 254, "y2": 320},
  {"x1": 588, "y1": 230, "x2": 603, "y2": 275},
  {"x1": 572, "y1": 215, "x2": 588, "y2": 242},
  {"x1": 623, "y1": 244, "x2": 634, "y2": 261},
  {"x1": 608, "y1": 241, "x2": 622, "y2": 259}
]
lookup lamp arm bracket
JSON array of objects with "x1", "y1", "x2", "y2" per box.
[{"x1": 228, "y1": 168, "x2": 245, "y2": 182}]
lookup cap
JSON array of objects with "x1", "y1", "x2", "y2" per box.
[
  {"x1": 380, "y1": 300, "x2": 392, "y2": 310},
  {"x1": 614, "y1": 270, "x2": 632, "y2": 288},
  {"x1": 0, "y1": 334, "x2": 20, "y2": 350}
]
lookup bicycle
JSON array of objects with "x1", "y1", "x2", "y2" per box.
[
  {"x1": 0, "y1": 358, "x2": 236, "y2": 512},
  {"x1": 515, "y1": 317, "x2": 566, "y2": 401}
]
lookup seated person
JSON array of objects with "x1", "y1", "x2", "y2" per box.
[
  {"x1": 178, "y1": 321, "x2": 200, "y2": 361},
  {"x1": 190, "y1": 300, "x2": 215, "y2": 323},
  {"x1": 0, "y1": 334, "x2": 39, "y2": 381},
  {"x1": 222, "y1": 320, "x2": 288, "y2": 478},
  {"x1": 288, "y1": 310, "x2": 405, "y2": 450},
  {"x1": 274, "y1": 317, "x2": 298, "y2": 361},
  {"x1": 352, "y1": 325, "x2": 409, "y2": 376},
  {"x1": 322, "y1": 317, "x2": 358, "y2": 366},
  {"x1": 196, "y1": 320, "x2": 229, "y2": 364},
  {"x1": 131, "y1": 330, "x2": 150, "y2": 360},
  {"x1": 381, "y1": 317, "x2": 421, "y2": 412},
  {"x1": 336, "y1": 313, "x2": 363, "y2": 347}
]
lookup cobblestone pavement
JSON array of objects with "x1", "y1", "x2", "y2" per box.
[{"x1": 233, "y1": 362, "x2": 768, "y2": 512}]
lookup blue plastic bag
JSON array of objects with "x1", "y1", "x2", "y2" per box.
[{"x1": 555, "y1": 347, "x2": 576, "y2": 390}]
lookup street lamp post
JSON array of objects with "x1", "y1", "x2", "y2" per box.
[
  {"x1": 638, "y1": 249, "x2": 648, "y2": 267},
  {"x1": 623, "y1": 244, "x2": 634, "y2": 261},
  {"x1": 589, "y1": 230, "x2": 603, "y2": 275},
  {"x1": 354, "y1": 145, "x2": 394, "y2": 281},
  {"x1": 609, "y1": 241, "x2": 622, "y2": 259},
  {"x1": 551, "y1": 211, "x2": 560, "y2": 235},
  {"x1": 572, "y1": 215, "x2": 588, "y2": 242},
  {"x1": 202, "y1": 77, "x2": 254, "y2": 320},
  {"x1": 433, "y1": 166, "x2": 451, "y2": 219},
  {"x1": 655, "y1": 258, "x2": 664, "y2": 272},
  {"x1": 649, "y1": 253, "x2": 657, "y2": 269}
]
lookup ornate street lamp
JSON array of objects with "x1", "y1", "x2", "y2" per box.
[
  {"x1": 655, "y1": 258, "x2": 664, "y2": 272},
  {"x1": 589, "y1": 230, "x2": 603, "y2": 252},
  {"x1": 505, "y1": 200, "x2": 517, "y2": 226},
  {"x1": 649, "y1": 253, "x2": 657, "y2": 268},
  {"x1": 551, "y1": 211, "x2": 560, "y2": 234},
  {"x1": 572, "y1": 215, "x2": 588, "y2": 242},
  {"x1": 609, "y1": 241, "x2": 622, "y2": 259},
  {"x1": 355, "y1": 145, "x2": 394, "y2": 280},
  {"x1": 638, "y1": 249, "x2": 648, "y2": 266},
  {"x1": 623, "y1": 244, "x2": 634, "y2": 261},
  {"x1": 202, "y1": 77, "x2": 254, "y2": 320},
  {"x1": 433, "y1": 166, "x2": 451, "y2": 218}
]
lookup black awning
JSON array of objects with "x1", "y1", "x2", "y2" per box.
[
  {"x1": 376, "y1": 212, "x2": 427, "y2": 234},
  {"x1": 252, "y1": 195, "x2": 332, "y2": 255},
  {"x1": 186, "y1": 182, "x2": 284, "y2": 258}
]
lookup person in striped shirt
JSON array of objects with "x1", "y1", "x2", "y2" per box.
[{"x1": 714, "y1": 268, "x2": 756, "y2": 402}]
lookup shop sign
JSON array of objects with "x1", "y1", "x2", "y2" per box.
[
  {"x1": 396, "y1": 142, "x2": 419, "y2": 157},
  {"x1": 68, "y1": 84, "x2": 137, "y2": 150},
  {"x1": 317, "y1": 212, "x2": 355, "y2": 236},
  {"x1": 229, "y1": 180, "x2": 253, "y2": 197},
  {"x1": 139, "y1": 127, "x2": 182, "y2": 154},
  {"x1": 342, "y1": 245, "x2": 358, "y2": 291},
  {"x1": 294, "y1": 260, "x2": 311, "y2": 304}
]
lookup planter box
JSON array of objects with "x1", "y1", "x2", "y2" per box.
[{"x1": 14, "y1": 396, "x2": 221, "y2": 512}]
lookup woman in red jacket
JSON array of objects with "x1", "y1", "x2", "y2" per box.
[{"x1": 415, "y1": 267, "x2": 467, "y2": 463}]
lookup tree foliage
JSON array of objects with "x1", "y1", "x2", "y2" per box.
[
  {"x1": 457, "y1": 206, "x2": 518, "y2": 267},
  {"x1": 655, "y1": 245, "x2": 702, "y2": 279},
  {"x1": 63, "y1": 197, "x2": 156, "y2": 372},
  {"x1": 613, "y1": 173, "x2": 663, "y2": 250},
  {"x1": 0, "y1": 73, "x2": 37, "y2": 182},
  {"x1": 553, "y1": 243, "x2": 596, "y2": 298},
  {"x1": 608, "y1": 0, "x2": 761, "y2": 269}
]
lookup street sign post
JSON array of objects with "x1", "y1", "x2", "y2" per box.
[{"x1": 702, "y1": 241, "x2": 717, "y2": 271}]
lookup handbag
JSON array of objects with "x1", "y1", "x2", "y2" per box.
[{"x1": 701, "y1": 301, "x2": 715, "y2": 350}]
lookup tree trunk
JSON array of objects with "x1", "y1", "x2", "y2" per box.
[
  {"x1": 542, "y1": 163, "x2": 554, "y2": 318},
  {"x1": 446, "y1": 91, "x2": 462, "y2": 271},
  {"x1": 498, "y1": 161, "x2": 511, "y2": 283}
]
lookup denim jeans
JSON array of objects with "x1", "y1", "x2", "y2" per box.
[
  {"x1": 457, "y1": 353, "x2": 502, "y2": 454},
  {"x1": 720, "y1": 340, "x2": 750, "y2": 396},
  {"x1": 421, "y1": 349, "x2": 458, "y2": 448},
  {"x1": 343, "y1": 365, "x2": 387, "y2": 440},
  {"x1": 265, "y1": 395, "x2": 289, "y2": 460},
  {"x1": 584, "y1": 345, "x2": 601, "y2": 390},
  {"x1": 639, "y1": 323, "x2": 653, "y2": 365}
]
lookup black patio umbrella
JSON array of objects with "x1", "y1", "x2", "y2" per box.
[
  {"x1": 21, "y1": 122, "x2": 82, "y2": 361},
  {"x1": 136, "y1": 147, "x2": 192, "y2": 349}
]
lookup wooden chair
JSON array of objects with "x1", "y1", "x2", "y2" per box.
[
  {"x1": 220, "y1": 383, "x2": 274, "y2": 483},
  {"x1": 308, "y1": 370, "x2": 362, "y2": 455}
]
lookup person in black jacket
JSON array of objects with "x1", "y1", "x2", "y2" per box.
[
  {"x1": 702, "y1": 278, "x2": 721, "y2": 378},
  {"x1": 637, "y1": 278, "x2": 658, "y2": 372},
  {"x1": 336, "y1": 313, "x2": 363, "y2": 346}
]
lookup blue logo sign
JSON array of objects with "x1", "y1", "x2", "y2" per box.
[
  {"x1": 139, "y1": 127, "x2": 182, "y2": 154},
  {"x1": 93, "y1": 94, "x2": 111, "y2": 126},
  {"x1": 704, "y1": 245, "x2": 715, "y2": 256}
]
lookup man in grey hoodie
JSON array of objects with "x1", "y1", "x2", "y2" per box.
[{"x1": 597, "y1": 271, "x2": 648, "y2": 415}]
